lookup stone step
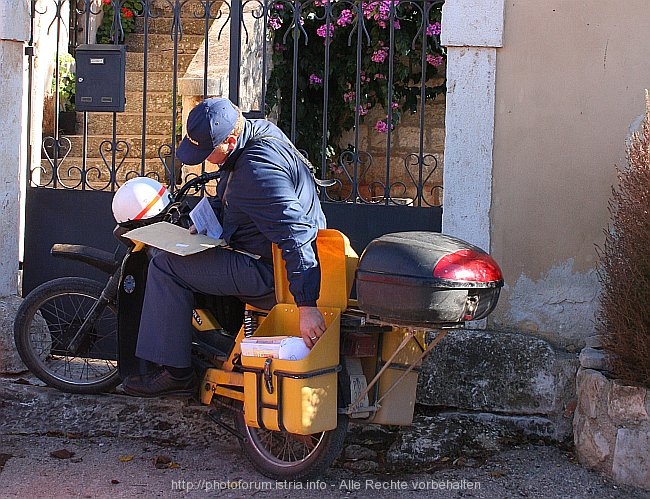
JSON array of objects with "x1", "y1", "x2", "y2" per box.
[
  {"x1": 125, "y1": 51, "x2": 195, "y2": 73},
  {"x1": 125, "y1": 33, "x2": 207, "y2": 54},
  {"x1": 145, "y1": 0, "x2": 224, "y2": 17},
  {"x1": 45, "y1": 134, "x2": 176, "y2": 160},
  {"x1": 125, "y1": 70, "x2": 183, "y2": 92},
  {"x1": 416, "y1": 329, "x2": 579, "y2": 441},
  {"x1": 134, "y1": 15, "x2": 216, "y2": 36},
  {"x1": 71, "y1": 91, "x2": 176, "y2": 115},
  {"x1": 85, "y1": 112, "x2": 179, "y2": 136},
  {"x1": 124, "y1": 90, "x2": 177, "y2": 114}
]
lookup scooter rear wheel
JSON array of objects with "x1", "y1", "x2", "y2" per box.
[
  {"x1": 14, "y1": 277, "x2": 120, "y2": 394},
  {"x1": 234, "y1": 410, "x2": 348, "y2": 481}
]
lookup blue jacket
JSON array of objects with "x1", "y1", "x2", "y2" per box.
[{"x1": 211, "y1": 119, "x2": 327, "y2": 306}]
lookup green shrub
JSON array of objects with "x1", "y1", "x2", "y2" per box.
[
  {"x1": 596, "y1": 94, "x2": 650, "y2": 389},
  {"x1": 52, "y1": 52, "x2": 76, "y2": 112}
]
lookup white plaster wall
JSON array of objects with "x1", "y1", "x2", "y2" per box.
[
  {"x1": 0, "y1": 0, "x2": 30, "y2": 297},
  {"x1": 440, "y1": 0, "x2": 504, "y2": 253},
  {"x1": 490, "y1": 1, "x2": 650, "y2": 344},
  {"x1": 440, "y1": 47, "x2": 496, "y2": 253}
]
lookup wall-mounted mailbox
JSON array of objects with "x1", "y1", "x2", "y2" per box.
[{"x1": 75, "y1": 44, "x2": 126, "y2": 112}]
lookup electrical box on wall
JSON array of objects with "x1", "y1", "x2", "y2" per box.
[{"x1": 75, "y1": 44, "x2": 126, "y2": 112}]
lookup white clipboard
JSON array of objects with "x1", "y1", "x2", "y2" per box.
[{"x1": 123, "y1": 221, "x2": 226, "y2": 256}]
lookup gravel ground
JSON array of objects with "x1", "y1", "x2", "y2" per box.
[
  {"x1": 0, "y1": 374, "x2": 648, "y2": 498},
  {"x1": 1, "y1": 432, "x2": 648, "y2": 498}
]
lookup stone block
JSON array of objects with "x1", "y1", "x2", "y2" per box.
[
  {"x1": 386, "y1": 411, "x2": 558, "y2": 467},
  {"x1": 579, "y1": 347, "x2": 609, "y2": 370},
  {"x1": 612, "y1": 428, "x2": 650, "y2": 491},
  {"x1": 417, "y1": 330, "x2": 578, "y2": 418},
  {"x1": 575, "y1": 368, "x2": 610, "y2": 419},
  {"x1": 0, "y1": 378, "x2": 226, "y2": 446},
  {"x1": 584, "y1": 334, "x2": 604, "y2": 349},
  {"x1": 573, "y1": 411, "x2": 614, "y2": 470},
  {"x1": 608, "y1": 382, "x2": 649, "y2": 423},
  {"x1": 0, "y1": 296, "x2": 28, "y2": 374}
]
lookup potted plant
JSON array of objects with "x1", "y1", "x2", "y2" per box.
[{"x1": 53, "y1": 52, "x2": 77, "y2": 134}]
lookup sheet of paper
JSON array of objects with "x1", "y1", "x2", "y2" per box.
[
  {"x1": 189, "y1": 197, "x2": 223, "y2": 239},
  {"x1": 123, "y1": 221, "x2": 225, "y2": 256}
]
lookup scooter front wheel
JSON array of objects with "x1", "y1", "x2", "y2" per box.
[
  {"x1": 14, "y1": 277, "x2": 120, "y2": 394},
  {"x1": 234, "y1": 410, "x2": 348, "y2": 481}
]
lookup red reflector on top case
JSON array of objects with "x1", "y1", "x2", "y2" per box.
[{"x1": 433, "y1": 249, "x2": 503, "y2": 282}]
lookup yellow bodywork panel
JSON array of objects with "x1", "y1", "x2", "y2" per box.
[{"x1": 201, "y1": 229, "x2": 354, "y2": 425}]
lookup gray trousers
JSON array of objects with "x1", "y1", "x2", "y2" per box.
[{"x1": 135, "y1": 248, "x2": 275, "y2": 368}]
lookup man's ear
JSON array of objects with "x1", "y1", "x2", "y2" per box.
[{"x1": 225, "y1": 135, "x2": 237, "y2": 150}]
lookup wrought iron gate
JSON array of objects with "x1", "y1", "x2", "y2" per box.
[{"x1": 23, "y1": 0, "x2": 444, "y2": 294}]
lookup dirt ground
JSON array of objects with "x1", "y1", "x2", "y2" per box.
[
  {"x1": 1, "y1": 429, "x2": 649, "y2": 498},
  {"x1": 0, "y1": 374, "x2": 648, "y2": 499}
]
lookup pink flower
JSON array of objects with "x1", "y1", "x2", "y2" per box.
[
  {"x1": 375, "y1": 120, "x2": 388, "y2": 133},
  {"x1": 269, "y1": 15, "x2": 282, "y2": 30},
  {"x1": 357, "y1": 105, "x2": 369, "y2": 116},
  {"x1": 343, "y1": 91, "x2": 356, "y2": 103},
  {"x1": 316, "y1": 24, "x2": 334, "y2": 38},
  {"x1": 375, "y1": 118, "x2": 394, "y2": 133},
  {"x1": 391, "y1": 101, "x2": 399, "y2": 109},
  {"x1": 329, "y1": 163, "x2": 344, "y2": 175},
  {"x1": 309, "y1": 74, "x2": 323, "y2": 85},
  {"x1": 426, "y1": 22, "x2": 441, "y2": 36},
  {"x1": 374, "y1": 73, "x2": 386, "y2": 80},
  {"x1": 273, "y1": 2, "x2": 284, "y2": 9},
  {"x1": 371, "y1": 48, "x2": 388, "y2": 63},
  {"x1": 426, "y1": 54, "x2": 444, "y2": 67},
  {"x1": 337, "y1": 9, "x2": 354, "y2": 27},
  {"x1": 363, "y1": 0, "x2": 397, "y2": 22}
]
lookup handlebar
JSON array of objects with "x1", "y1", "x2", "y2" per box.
[{"x1": 172, "y1": 170, "x2": 222, "y2": 204}]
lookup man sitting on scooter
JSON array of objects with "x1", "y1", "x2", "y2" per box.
[{"x1": 121, "y1": 97, "x2": 327, "y2": 397}]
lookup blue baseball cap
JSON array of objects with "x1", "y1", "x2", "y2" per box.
[{"x1": 176, "y1": 98, "x2": 239, "y2": 165}]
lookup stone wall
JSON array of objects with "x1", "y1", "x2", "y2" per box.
[
  {"x1": 337, "y1": 92, "x2": 446, "y2": 205},
  {"x1": 388, "y1": 329, "x2": 579, "y2": 465},
  {"x1": 573, "y1": 340, "x2": 650, "y2": 491}
]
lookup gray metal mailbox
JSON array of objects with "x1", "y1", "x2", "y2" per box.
[{"x1": 75, "y1": 44, "x2": 126, "y2": 112}]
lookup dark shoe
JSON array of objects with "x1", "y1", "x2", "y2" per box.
[{"x1": 121, "y1": 367, "x2": 196, "y2": 398}]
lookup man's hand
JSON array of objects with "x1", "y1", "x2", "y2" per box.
[{"x1": 299, "y1": 306, "x2": 326, "y2": 349}]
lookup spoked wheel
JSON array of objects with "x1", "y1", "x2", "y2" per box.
[
  {"x1": 234, "y1": 409, "x2": 348, "y2": 481},
  {"x1": 14, "y1": 277, "x2": 120, "y2": 394}
]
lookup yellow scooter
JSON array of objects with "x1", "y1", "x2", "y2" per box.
[{"x1": 14, "y1": 171, "x2": 503, "y2": 480}]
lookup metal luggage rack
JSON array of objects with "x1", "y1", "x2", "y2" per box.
[{"x1": 339, "y1": 307, "x2": 453, "y2": 418}]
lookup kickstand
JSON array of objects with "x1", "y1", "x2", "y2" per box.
[{"x1": 207, "y1": 409, "x2": 245, "y2": 441}]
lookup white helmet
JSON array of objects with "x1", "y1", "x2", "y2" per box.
[{"x1": 112, "y1": 177, "x2": 173, "y2": 224}]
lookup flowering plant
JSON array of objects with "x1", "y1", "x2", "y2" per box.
[
  {"x1": 96, "y1": 0, "x2": 142, "y2": 44},
  {"x1": 265, "y1": 0, "x2": 445, "y2": 174}
]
